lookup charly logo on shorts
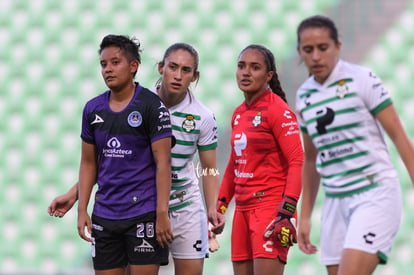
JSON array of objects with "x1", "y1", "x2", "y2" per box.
[{"x1": 128, "y1": 111, "x2": 142, "y2": 127}]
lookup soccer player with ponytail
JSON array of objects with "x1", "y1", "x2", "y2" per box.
[
  {"x1": 217, "y1": 44, "x2": 303, "y2": 275},
  {"x1": 296, "y1": 15, "x2": 414, "y2": 275}
]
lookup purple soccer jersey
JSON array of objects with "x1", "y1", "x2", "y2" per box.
[{"x1": 81, "y1": 84, "x2": 172, "y2": 219}]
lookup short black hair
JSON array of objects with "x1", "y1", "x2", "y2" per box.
[{"x1": 99, "y1": 34, "x2": 142, "y2": 64}]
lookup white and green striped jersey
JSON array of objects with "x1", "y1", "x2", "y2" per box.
[
  {"x1": 295, "y1": 60, "x2": 398, "y2": 197},
  {"x1": 152, "y1": 89, "x2": 218, "y2": 211}
]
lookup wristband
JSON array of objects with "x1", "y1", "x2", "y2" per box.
[{"x1": 217, "y1": 197, "x2": 228, "y2": 214}]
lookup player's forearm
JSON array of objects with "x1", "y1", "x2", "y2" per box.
[
  {"x1": 202, "y1": 174, "x2": 220, "y2": 214},
  {"x1": 77, "y1": 184, "x2": 93, "y2": 213},
  {"x1": 155, "y1": 162, "x2": 171, "y2": 214},
  {"x1": 68, "y1": 182, "x2": 79, "y2": 201},
  {"x1": 218, "y1": 158, "x2": 236, "y2": 203},
  {"x1": 278, "y1": 122, "x2": 304, "y2": 200},
  {"x1": 377, "y1": 105, "x2": 414, "y2": 184},
  {"x1": 284, "y1": 157, "x2": 303, "y2": 201},
  {"x1": 300, "y1": 160, "x2": 320, "y2": 219},
  {"x1": 151, "y1": 138, "x2": 172, "y2": 214},
  {"x1": 199, "y1": 149, "x2": 220, "y2": 213},
  {"x1": 77, "y1": 164, "x2": 96, "y2": 212},
  {"x1": 389, "y1": 126, "x2": 414, "y2": 185}
]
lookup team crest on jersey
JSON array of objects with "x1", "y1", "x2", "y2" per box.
[
  {"x1": 128, "y1": 111, "x2": 142, "y2": 127},
  {"x1": 252, "y1": 112, "x2": 262, "y2": 127},
  {"x1": 182, "y1": 115, "x2": 196, "y2": 132},
  {"x1": 336, "y1": 79, "x2": 349, "y2": 98}
]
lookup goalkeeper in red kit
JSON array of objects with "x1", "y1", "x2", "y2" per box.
[{"x1": 217, "y1": 44, "x2": 303, "y2": 275}]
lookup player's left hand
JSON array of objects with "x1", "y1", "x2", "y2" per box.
[
  {"x1": 156, "y1": 212, "x2": 173, "y2": 248},
  {"x1": 263, "y1": 196, "x2": 297, "y2": 247}
]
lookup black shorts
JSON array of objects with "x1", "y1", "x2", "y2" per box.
[{"x1": 91, "y1": 212, "x2": 169, "y2": 270}]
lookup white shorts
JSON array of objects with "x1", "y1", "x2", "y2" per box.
[
  {"x1": 320, "y1": 181, "x2": 402, "y2": 266},
  {"x1": 169, "y1": 195, "x2": 208, "y2": 259}
]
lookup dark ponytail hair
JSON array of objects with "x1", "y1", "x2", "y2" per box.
[{"x1": 239, "y1": 44, "x2": 287, "y2": 103}]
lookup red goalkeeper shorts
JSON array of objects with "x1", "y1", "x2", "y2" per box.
[{"x1": 231, "y1": 205, "x2": 292, "y2": 263}]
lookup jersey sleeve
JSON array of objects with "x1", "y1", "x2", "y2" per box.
[
  {"x1": 145, "y1": 98, "x2": 172, "y2": 143},
  {"x1": 295, "y1": 86, "x2": 310, "y2": 134},
  {"x1": 359, "y1": 70, "x2": 393, "y2": 115},
  {"x1": 296, "y1": 109, "x2": 307, "y2": 134},
  {"x1": 218, "y1": 156, "x2": 236, "y2": 204},
  {"x1": 80, "y1": 102, "x2": 95, "y2": 144},
  {"x1": 197, "y1": 112, "x2": 218, "y2": 151},
  {"x1": 270, "y1": 105, "x2": 303, "y2": 200},
  {"x1": 217, "y1": 112, "x2": 237, "y2": 204}
]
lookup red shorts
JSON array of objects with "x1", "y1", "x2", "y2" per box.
[{"x1": 231, "y1": 205, "x2": 291, "y2": 263}]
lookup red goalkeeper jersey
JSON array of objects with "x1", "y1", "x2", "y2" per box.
[{"x1": 219, "y1": 89, "x2": 303, "y2": 210}]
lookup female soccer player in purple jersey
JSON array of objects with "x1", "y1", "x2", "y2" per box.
[
  {"x1": 77, "y1": 34, "x2": 173, "y2": 275},
  {"x1": 48, "y1": 42, "x2": 225, "y2": 275}
]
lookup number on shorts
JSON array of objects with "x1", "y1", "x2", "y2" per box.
[{"x1": 136, "y1": 222, "x2": 155, "y2": 238}]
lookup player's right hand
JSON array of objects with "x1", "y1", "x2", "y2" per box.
[
  {"x1": 207, "y1": 209, "x2": 226, "y2": 235},
  {"x1": 47, "y1": 192, "x2": 77, "y2": 218}
]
